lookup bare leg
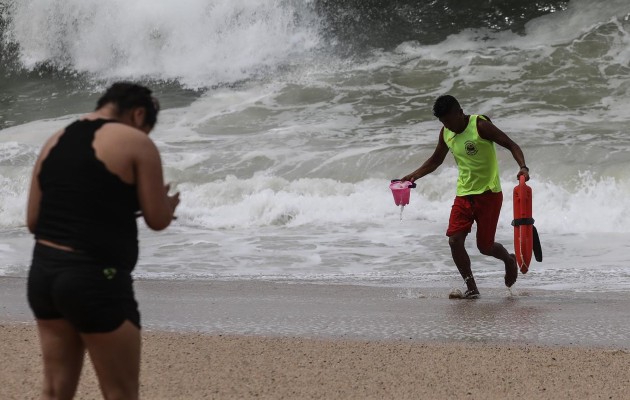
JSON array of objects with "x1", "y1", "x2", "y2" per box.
[
  {"x1": 81, "y1": 320, "x2": 141, "y2": 400},
  {"x1": 36, "y1": 319, "x2": 85, "y2": 400},
  {"x1": 478, "y1": 242, "x2": 518, "y2": 287},
  {"x1": 448, "y1": 231, "x2": 479, "y2": 295}
]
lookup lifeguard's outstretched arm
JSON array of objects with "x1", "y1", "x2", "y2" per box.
[{"x1": 401, "y1": 129, "x2": 448, "y2": 182}]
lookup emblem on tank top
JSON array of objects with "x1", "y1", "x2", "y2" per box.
[
  {"x1": 465, "y1": 141, "x2": 478, "y2": 155},
  {"x1": 103, "y1": 267, "x2": 117, "y2": 280}
]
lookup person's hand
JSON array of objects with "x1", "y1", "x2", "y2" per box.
[
  {"x1": 401, "y1": 174, "x2": 415, "y2": 183},
  {"x1": 165, "y1": 184, "x2": 180, "y2": 218},
  {"x1": 516, "y1": 167, "x2": 530, "y2": 181}
]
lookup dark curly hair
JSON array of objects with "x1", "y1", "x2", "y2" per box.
[
  {"x1": 96, "y1": 82, "x2": 160, "y2": 129},
  {"x1": 432, "y1": 95, "x2": 461, "y2": 118}
]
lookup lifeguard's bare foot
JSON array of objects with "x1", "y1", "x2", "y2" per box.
[{"x1": 505, "y1": 254, "x2": 518, "y2": 287}]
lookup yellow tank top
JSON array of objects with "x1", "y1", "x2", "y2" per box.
[{"x1": 443, "y1": 115, "x2": 501, "y2": 196}]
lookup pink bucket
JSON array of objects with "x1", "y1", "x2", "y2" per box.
[{"x1": 389, "y1": 180, "x2": 416, "y2": 206}]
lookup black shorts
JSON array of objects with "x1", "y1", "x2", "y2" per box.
[{"x1": 27, "y1": 242, "x2": 140, "y2": 333}]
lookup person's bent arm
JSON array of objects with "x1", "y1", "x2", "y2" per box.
[
  {"x1": 134, "y1": 135, "x2": 180, "y2": 230},
  {"x1": 401, "y1": 129, "x2": 449, "y2": 182},
  {"x1": 26, "y1": 162, "x2": 42, "y2": 233},
  {"x1": 477, "y1": 119, "x2": 530, "y2": 181},
  {"x1": 26, "y1": 132, "x2": 62, "y2": 233}
]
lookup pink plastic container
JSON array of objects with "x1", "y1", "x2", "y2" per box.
[{"x1": 389, "y1": 180, "x2": 416, "y2": 206}]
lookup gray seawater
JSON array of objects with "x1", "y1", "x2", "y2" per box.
[{"x1": 1, "y1": 0, "x2": 630, "y2": 293}]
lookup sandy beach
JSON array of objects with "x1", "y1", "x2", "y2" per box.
[
  {"x1": 4, "y1": 1, "x2": 630, "y2": 398},
  {"x1": 2, "y1": 277, "x2": 629, "y2": 399}
]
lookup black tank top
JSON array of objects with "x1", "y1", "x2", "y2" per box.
[{"x1": 35, "y1": 119, "x2": 140, "y2": 270}]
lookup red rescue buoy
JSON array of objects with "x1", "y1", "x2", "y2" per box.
[{"x1": 512, "y1": 175, "x2": 533, "y2": 273}]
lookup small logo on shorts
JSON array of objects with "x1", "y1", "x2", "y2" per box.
[
  {"x1": 103, "y1": 268, "x2": 117, "y2": 280},
  {"x1": 465, "y1": 141, "x2": 478, "y2": 155}
]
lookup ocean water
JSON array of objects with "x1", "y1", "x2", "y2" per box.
[{"x1": 1, "y1": 0, "x2": 630, "y2": 292}]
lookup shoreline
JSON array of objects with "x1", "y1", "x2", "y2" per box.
[
  {"x1": 2, "y1": 277, "x2": 629, "y2": 348},
  {"x1": 0, "y1": 277, "x2": 630, "y2": 349}
]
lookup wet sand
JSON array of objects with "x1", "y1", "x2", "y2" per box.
[{"x1": 2, "y1": 277, "x2": 629, "y2": 399}]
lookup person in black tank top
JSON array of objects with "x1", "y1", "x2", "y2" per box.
[
  {"x1": 36, "y1": 118, "x2": 140, "y2": 269},
  {"x1": 26, "y1": 82, "x2": 180, "y2": 400}
]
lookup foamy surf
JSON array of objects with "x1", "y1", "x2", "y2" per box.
[{"x1": 1, "y1": 0, "x2": 630, "y2": 292}]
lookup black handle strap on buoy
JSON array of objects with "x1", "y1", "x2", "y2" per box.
[
  {"x1": 533, "y1": 226, "x2": 543, "y2": 262},
  {"x1": 511, "y1": 218, "x2": 535, "y2": 226}
]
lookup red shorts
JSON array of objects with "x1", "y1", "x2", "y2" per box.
[{"x1": 446, "y1": 191, "x2": 503, "y2": 252}]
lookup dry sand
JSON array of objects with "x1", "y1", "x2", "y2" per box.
[{"x1": 1, "y1": 323, "x2": 629, "y2": 399}]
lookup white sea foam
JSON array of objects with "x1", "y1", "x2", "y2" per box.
[
  {"x1": 6, "y1": 0, "x2": 321, "y2": 88},
  {"x1": 2, "y1": 1, "x2": 630, "y2": 290}
]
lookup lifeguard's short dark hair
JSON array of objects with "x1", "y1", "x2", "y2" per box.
[
  {"x1": 96, "y1": 82, "x2": 160, "y2": 128},
  {"x1": 432, "y1": 95, "x2": 461, "y2": 118}
]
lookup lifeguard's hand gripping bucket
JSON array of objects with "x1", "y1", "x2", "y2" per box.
[{"x1": 389, "y1": 180, "x2": 416, "y2": 221}]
